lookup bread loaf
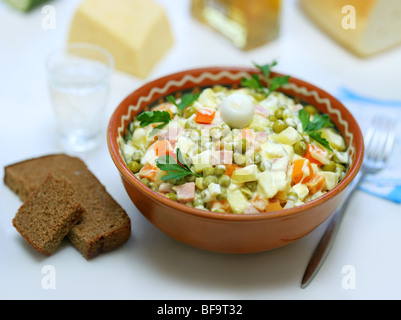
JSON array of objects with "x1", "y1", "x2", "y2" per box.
[
  {"x1": 300, "y1": 0, "x2": 401, "y2": 57},
  {"x1": 12, "y1": 174, "x2": 85, "y2": 256},
  {"x1": 4, "y1": 154, "x2": 131, "y2": 259}
]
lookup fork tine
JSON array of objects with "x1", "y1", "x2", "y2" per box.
[
  {"x1": 364, "y1": 115, "x2": 397, "y2": 163},
  {"x1": 381, "y1": 118, "x2": 396, "y2": 161}
]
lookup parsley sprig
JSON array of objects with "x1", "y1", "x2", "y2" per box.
[
  {"x1": 166, "y1": 93, "x2": 200, "y2": 117},
  {"x1": 241, "y1": 61, "x2": 290, "y2": 96},
  {"x1": 156, "y1": 148, "x2": 201, "y2": 181},
  {"x1": 136, "y1": 110, "x2": 172, "y2": 136},
  {"x1": 299, "y1": 108, "x2": 333, "y2": 151}
]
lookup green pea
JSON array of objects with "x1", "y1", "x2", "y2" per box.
[
  {"x1": 252, "y1": 152, "x2": 262, "y2": 164},
  {"x1": 322, "y1": 161, "x2": 337, "y2": 172},
  {"x1": 241, "y1": 138, "x2": 248, "y2": 154},
  {"x1": 176, "y1": 177, "x2": 187, "y2": 185},
  {"x1": 203, "y1": 166, "x2": 215, "y2": 177},
  {"x1": 132, "y1": 149, "x2": 143, "y2": 161},
  {"x1": 185, "y1": 119, "x2": 197, "y2": 130},
  {"x1": 140, "y1": 178, "x2": 151, "y2": 186},
  {"x1": 274, "y1": 107, "x2": 285, "y2": 119},
  {"x1": 245, "y1": 181, "x2": 258, "y2": 192},
  {"x1": 185, "y1": 174, "x2": 197, "y2": 182},
  {"x1": 203, "y1": 175, "x2": 218, "y2": 188},
  {"x1": 217, "y1": 188, "x2": 227, "y2": 200},
  {"x1": 254, "y1": 92, "x2": 266, "y2": 101},
  {"x1": 193, "y1": 198, "x2": 203, "y2": 207},
  {"x1": 336, "y1": 163, "x2": 345, "y2": 175},
  {"x1": 220, "y1": 123, "x2": 231, "y2": 137},
  {"x1": 183, "y1": 106, "x2": 197, "y2": 119},
  {"x1": 287, "y1": 191, "x2": 298, "y2": 202},
  {"x1": 233, "y1": 153, "x2": 247, "y2": 166},
  {"x1": 217, "y1": 174, "x2": 231, "y2": 187},
  {"x1": 223, "y1": 141, "x2": 234, "y2": 151},
  {"x1": 293, "y1": 141, "x2": 307, "y2": 156},
  {"x1": 214, "y1": 165, "x2": 226, "y2": 176},
  {"x1": 210, "y1": 126, "x2": 222, "y2": 140},
  {"x1": 195, "y1": 177, "x2": 206, "y2": 190},
  {"x1": 240, "y1": 187, "x2": 253, "y2": 199},
  {"x1": 213, "y1": 85, "x2": 224, "y2": 92},
  {"x1": 272, "y1": 120, "x2": 288, "y2": 133},
  {"x1": 304, "y1": 105, "x2": 318, "y2": 115},
  {"x1": 128, "y1": 161, "x2": 140, "y2": 173},
  {"x1": 269, "y1": 114, "x2": 277, "y2": 122},
  {"x1": 166, "y1": 193, "x2": 177, "y2": 201}
]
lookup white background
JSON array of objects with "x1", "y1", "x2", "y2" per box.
[{"x1": 0, "y1": 0, "x2": 400, "y2": 299}]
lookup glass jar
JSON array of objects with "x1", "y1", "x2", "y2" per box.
[{"x1": 191, "y1": 0, "x2": 282, "y2": 50}]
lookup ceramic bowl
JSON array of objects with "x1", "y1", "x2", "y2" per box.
[{"x1": 107, "y1": 67, "x2": 364, "y2": 254}]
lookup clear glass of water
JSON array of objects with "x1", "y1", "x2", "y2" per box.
[{"x1": 45, "y1": 43, "x2": 114, "y2": 153}]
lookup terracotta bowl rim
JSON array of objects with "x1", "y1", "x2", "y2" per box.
[{"x1": 107, "y1": 66, "x2": 364, "y2": 222}]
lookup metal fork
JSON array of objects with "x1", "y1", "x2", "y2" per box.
[{"x1": 301, "y1": 115, "x2": 397, "y2": 289}]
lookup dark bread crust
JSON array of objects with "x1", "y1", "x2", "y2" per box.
[
  {"x1": 12, "y1": 174, "x2": 85, "y2": 256},
  {"x1": 5, "y1": 154, "x2": 131, "y2": 259}
]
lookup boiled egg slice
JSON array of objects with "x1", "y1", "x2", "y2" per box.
[{"x1": 220, "y1": 93, "x2": 254, "y2": 129}]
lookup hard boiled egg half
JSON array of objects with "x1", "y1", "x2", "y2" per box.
[{"x1": 220, "y1": 93, "x2": 254, "y2": 129}]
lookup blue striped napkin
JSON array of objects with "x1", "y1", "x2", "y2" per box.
[{"x1": 337, "y1": 87, "x2": 401, "y2": 204}]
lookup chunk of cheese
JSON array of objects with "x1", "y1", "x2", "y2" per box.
[{"x1": 68, "y1": 0, "x2": 174, "y2": 78}]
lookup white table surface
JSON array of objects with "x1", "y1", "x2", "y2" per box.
[{"x1": 1, "y1": 0, "x2": 400, "y2": 300}]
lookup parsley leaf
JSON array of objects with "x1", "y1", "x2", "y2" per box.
[
  {"x1": 136, "y1": 110, "x2": 172, "y2": 136},
  {"x1": 166, "y1": 93, "x2": 200, "y2": 117},
  {"x1": 241, "y1": 74, "x2": 264, "y2": 91},
  {"x1": 298, "y1": 108, "x2": 333, "y2": 151},
  {"x1": 156, "y1": 148, "x2": 201, "y2": 181},
  {"x1": 241, "y1": 60, "x2": 289, "y2": 96}
]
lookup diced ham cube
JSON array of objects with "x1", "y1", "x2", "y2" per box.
[
  {"x1": 254, "y1": 105, "x2": 269, "y2": 118},
  {"x1": 255, "y1": 131, "x2": 269, "y2": 143},
  {"x1": 159, "y1": 183, "x2": 175, "y2": 194},
  {"x1": 173, "y1": 182, "x2": 195, "y2": 203},
  {"x1": 211, "y1": 150, "x2": 233, "y2": 165}
]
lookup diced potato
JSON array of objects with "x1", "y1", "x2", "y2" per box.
[
  {"x1": 131, "y1": 127, "x2": 147, "y2": 148},
  {"x1": 291, "y1": 184, "x2": 309, "y2": 201},
  {"x1": 320, "y1": 128, "x2": 346, "y2": 151},
  {"x1": 231, "y1": 164, "x2": 259, "y2": 183},
  {"x1": 208, "y1": 183, "x2": 221, "y2": 198},
  {"x1": 192, "y1": 150, "x2": 212, "y2": 173},
  {"x1": 227, "y1": 189, "x2": 249, "y2": 214},
  {"x1": 320, "y1": 171, "x2": 338, "y2": 190},
  {"x1": 175, "y1": 136, "x2": 195, "y2": 155},
  {"x1": 198, "y1": 88, "x2": 217, "y2": 109},
  {"x1": 261, "y1": 141, "x2": 287, "y2": 158},
  {"x1": 272, "y1": 126, "x2": 302, "y2": 145},
  {"x1": 121, "y1": 143, "x2": 136, "y2": 160},
  {"x1": 249, "y1": 114, "x2": 269, "y2": 131},
  {"x1": 257, "y1": 170, "x2": 287, "y2": 198}
]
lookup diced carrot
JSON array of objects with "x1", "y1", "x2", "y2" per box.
[
  {"x1": 305, "y1": 174, "x2": 326, "y2": 194},
  {"x1": 152, "y1": 140, "x2": 173, "y2": 157},
  {"x1": 224, "y1": 164, "x2": 241, "y2": 177},
  {"x1": 251, "y1": 193, "x2": 269, "y2": 212},
  {"x1": 291, "y1": 158, "x2": 314, "y2": 184},
  {"x1": 195, "y1": 108, "x2": 216, "y2": 124},
  {"x1": 211, "y1": 200, "x2": 231, "y2": 212},
  {"x1": 264, "y1": 198, "x2": 283, "y2": 212},
  {"x1": 139, "y1": 164, "x2": 160, "y2": 181},
  {"x1": 305, "y1": 144, "x2": 328, "y2": 166}
]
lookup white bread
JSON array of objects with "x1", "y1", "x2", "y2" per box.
[{"x1": 300, "y1": 0, "x2": 401, "y2": 57}]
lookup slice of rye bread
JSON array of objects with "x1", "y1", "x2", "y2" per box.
[
  {"x1": 13, "y1": 173, "x2": 85, "y2": 256},
  {"x1": 4, "y1": 154, "x2": 131, "y2": 259}
]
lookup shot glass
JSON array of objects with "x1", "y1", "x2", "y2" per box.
[{"x1": 45, "y1": 43, "x2": 114, "y2": 152}]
